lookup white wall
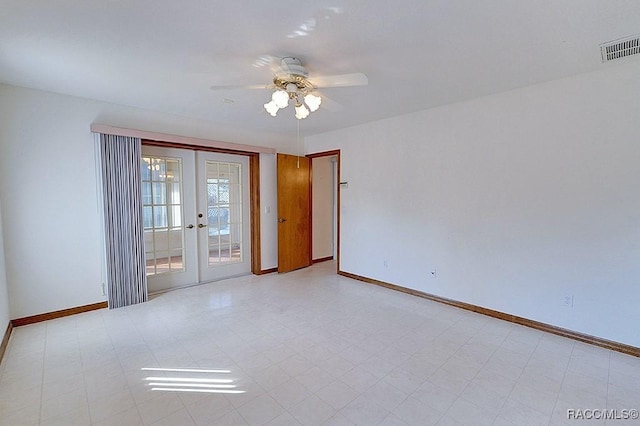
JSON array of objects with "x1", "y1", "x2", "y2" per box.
[
  {"x1": 0, "y1": 199, "x2": 10, "y2": 333},
  {"x1": 312, "y1": 156, "x2": 334, "y2": 260},
  {"x1": 0, "y1": 84, "x2": 285, "y2": 318},
  {"x1": 306, "y1": 61, "x2": 640, "y2": 348}
]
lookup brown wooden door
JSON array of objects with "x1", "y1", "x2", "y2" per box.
[{"x1": 277, "y1": 153, "x2": 311, "y2": 272}]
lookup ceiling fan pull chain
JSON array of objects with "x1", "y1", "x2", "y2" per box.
[{"x1": 297, "y1": 120, "x2": 301, "y2": 169}]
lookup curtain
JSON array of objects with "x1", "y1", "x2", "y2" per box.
[{"x1": 98, "y1": 134, "x2": 148, "y2": 308}]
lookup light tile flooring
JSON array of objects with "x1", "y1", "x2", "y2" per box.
[{"x1": 1, "y1": 261, "x2": 639, "y2": 425}]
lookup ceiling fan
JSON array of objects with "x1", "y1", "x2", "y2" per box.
[{"x1": 210, "y1": 57, "x2": 368, "y2": 119}]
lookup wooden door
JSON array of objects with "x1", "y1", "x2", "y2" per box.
[{"x1": 277, "y1": 153, "x2": 311, "y2": 272}]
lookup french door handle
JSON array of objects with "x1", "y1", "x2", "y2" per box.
[
  {"x1": 278, "y1": 217, "x2": 287, "y2": 223},
  {"x1": 198, "y1": 223, "x2": 208, "y2": 228},
  {"x1": 186, "y1": 224, "x2": 194, "y2": 229}
]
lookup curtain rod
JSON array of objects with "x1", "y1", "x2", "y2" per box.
[{"x1": 90, "y1": 124, "x2": 276, "y2": 155}]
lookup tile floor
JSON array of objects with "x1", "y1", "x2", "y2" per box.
[{"x1": 1, "y1": 261, "x2": 639, "y2": 425}]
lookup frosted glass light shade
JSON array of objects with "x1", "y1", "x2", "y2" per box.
[
  {"x1": 264, "y1": 100, "x2": 279, "y2": 116},
  {"x1": 272, "y1": 90, "x2": 289, "y2": 109},
  {"x1": 295, "y1": 103, "x2": 309, "y2": 119},
  {"x1": 304, "y1": 93, "x2": 322, "y2": 112}
]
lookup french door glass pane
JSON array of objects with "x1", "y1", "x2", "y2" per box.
[
  {"x1": 206, "y1": 160, "x2": 242, "y2": 266},
  {"x1": 153, "y1": 206, "x2": 167, "y2": 228},
  {"x1": 152, "y1": 183, "x2": 166, "y2": 204},
  {"x1": 141, "y1": 156, "x2": 185, "y2": 276}
]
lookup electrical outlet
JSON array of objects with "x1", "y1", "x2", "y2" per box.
[
  {"x1": 430, "y1": 269, "x2": 436, "y2": 278},
  {"x1": 563, "y1": 295, "x2": 573, "y2": 307},
  {"x1": 383, "y1": 260, "x2": 388, "y2": 268}
]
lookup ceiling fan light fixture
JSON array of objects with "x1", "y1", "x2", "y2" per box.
[
  {"x1": 259, "y1": 57, "x2": 361, "y2": 119},
  {"x1": 213, "y1": 57, "x2": 367, "y2": 120},
  {"x1": 272, "y1": 90, "x2": 289, "y2": 109},
  {"x1": 304, "y1": 93, "x2": 322, "y2": 112}
]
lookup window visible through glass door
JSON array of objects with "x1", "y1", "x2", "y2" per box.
[
  {"x1": 206, "y1": 161, "x2": 243, "y2": 265},
  {"x1": 141, "y1": 156, "x2": 185, "y2": 276}
]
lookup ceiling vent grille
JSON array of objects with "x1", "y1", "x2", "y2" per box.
[{"x1": 600, "y1": 35, "x2": 640, "y2": 62}]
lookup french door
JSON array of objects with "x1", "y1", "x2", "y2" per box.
[{"x1": 141, "y1": 146, "x2": 250, "y2": 293}]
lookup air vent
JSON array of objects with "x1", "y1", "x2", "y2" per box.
[{"x1": 600, "y1": 35, "x2": 640, "y2": 62}]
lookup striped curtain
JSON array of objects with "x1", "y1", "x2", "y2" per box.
[{"x1": 98, "y1": 134, "x2": 148, "y2": 308}]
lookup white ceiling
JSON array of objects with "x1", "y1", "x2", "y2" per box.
[{"x1": 1, "y1": 1, "x2": 639, "y2": 141}]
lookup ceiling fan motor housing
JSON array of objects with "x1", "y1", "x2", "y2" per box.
[
  {"x1": 280, "y1": 57, "x2": 308, "y2": 77},
  {"x1": 274, "y1": 57, "x2": 314, "y2": 93}
]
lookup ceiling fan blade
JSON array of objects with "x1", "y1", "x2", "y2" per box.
[
  {"x1": 318, "y1": 94, "x2": 344, "y2": 112},
  {"x1": 209, "y1": 83, "x2": 271, "y2": 91},
  {"x1": 311, "y1": 73, "x2": 368, "y2": 88}
]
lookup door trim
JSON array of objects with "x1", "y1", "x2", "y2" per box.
[
  {"x1": 307, "y1": 149, "x2": 341, "y2": 272},
  {"x1": 249, "y1": 155, "x2": 262, "y2": 275},
  {"x1": 142, "y1": 139, "x2": 263, "y2": 275}
]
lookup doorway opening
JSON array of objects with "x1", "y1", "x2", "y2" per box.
[
  {"x1": 309, "y1": 150, "x2": 341, "y2": 270},
  {"x1": 276, "y1": 150, "x2": 340, "y2": 273}
]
